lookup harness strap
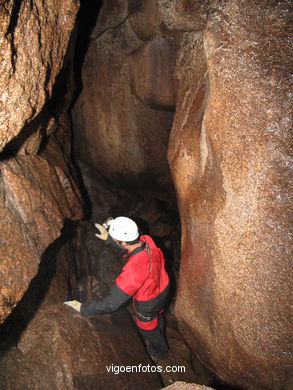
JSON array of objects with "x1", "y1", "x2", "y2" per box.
[
  {"x1": 132, "y1": 243, "x2": 154, "y2": 321},
  {"x1": 132, "y1": 301, "x2": 156, "y2": 322},
  {"x1": 145, "y1": 244, "x2": 152, "y2": 273}
]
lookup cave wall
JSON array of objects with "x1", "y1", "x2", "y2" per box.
[
  {"x1": 0, "y1": 0, "x2": 82, "y2": 322},
  {"x1": 0, "y1": 3, "x2": 178, "y2": 389},
  {"x1": 71, "y1": 1, "x2": 292, "y2": 389},
  {"x1": 0, "y1": 305, "x2": 163, "y2": 390},
  {"x1": 0, "y1": 1, "x2": 291, "y2": 389},
  {"x1": 0, "y1": 0, "x2": 79, "y2": 151},
  {"x1": 72, "y1": 1, "x2": 176, "y2": 200},
  {"x1": 168, "y1": 1, "x2": 292, "y2": 390}
]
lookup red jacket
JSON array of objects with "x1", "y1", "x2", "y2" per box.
[
  {"x1": 116, "y1": 235, "x2": 169, "y2": 301},
  {"x1": 80, "y1": 235, "x2": 169, "y2": 323}
]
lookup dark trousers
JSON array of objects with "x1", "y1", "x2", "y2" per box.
[{"x1": 138, "y1": 314, "x2": 168, "y2": 353}]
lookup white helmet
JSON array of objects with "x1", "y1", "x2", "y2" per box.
[{"x1": 108, "y1": 217, "x2": 139, "y2": 242}]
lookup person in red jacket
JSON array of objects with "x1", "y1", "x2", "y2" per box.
[{"x1": 64, "y1": 216, "x2": 170, "y2": 359}]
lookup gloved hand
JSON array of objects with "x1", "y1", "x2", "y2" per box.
[
  {"x1": 94, "y1": 223, "x2": 109, "y2": 240},
  {"x1": 64, "y1": 300, "x2": 81, "y2": 312}
]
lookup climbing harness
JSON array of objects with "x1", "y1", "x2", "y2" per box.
[{"x1": 132, "y1": 243, "x2": 154, "y2": 321}]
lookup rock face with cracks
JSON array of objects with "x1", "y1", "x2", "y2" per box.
[
  {"x1": 0, "y1": 305, "x2": 162, "y2": 390},
  {"x1": 168, "y1": 1, "x2": 292, "y2": 389},
  {"x1": 0, "y1": 153, "x2": 83, "y2": 322},
  {"x1": 72, "y1": 2, "x2": 176, "y2": 199},
  {"x1": 0, "y1": 0, "x2": 79, "y2": 151},
  {"x1": 0, "y1": 0, "x2": 82, "y2": 321},
  {"x1": 72, "y1": 0, "x2": 292, "y2": 388},
  {"x1": 0, "y1": 0, "x2": 292, "y2": 389}
]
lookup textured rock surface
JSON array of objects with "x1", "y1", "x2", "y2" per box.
[
  {"x1": 0, "y1": 154, "x2": 83, "y2": 322},
  {"x1": 0, "y1": 0, "x2": 82, "y2": 323},
  {"x1": 147, "y1": 311, "x2": 214, "y2": 388},
  {"x1": 0, "y1": 305, "x2": 162, "y2": 390},
  {"x1": 72, "y1": 2, "x2": 175, "y2": 200},
  {"x1": 129, "y1": 37, "x2": 177, "y2": 110},
  {"x1": 161, "y1": 382, "x2": 214, "y2": 390},
  {"x1": 128, "y1": 0, "x2": 207, "y2": 40},
  {"x1": 72, "y1": 1, "x2": 292, "y2": 388},
  {"x1": 0, "y1": 0, "x2": 79, "y2": 151},
  {"x1": 0, "y1": 1, "x2": 291, "y2": 390},
  {"x1": 169, "y1": 1, "x2": 293, "y2": 389}
]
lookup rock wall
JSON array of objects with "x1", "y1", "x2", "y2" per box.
[
  {"x1": 0, "y1": 0, "x2": 82, "y2": 321},
  {"x1": 0, "y1": 1, "x2": 291, "y2": 389},
  {"x1": 0, "y1": 305, "x2": 162, "y2": 390},
  {"x1": 72, "y1": 2, "x2": 176, "y2": 201},
  {"x1": 168, "y1": 1, "x2": 292, "y2": 389},
  {"x1": 71, "y1": 1, "x2": 292, "y2": 389},
  {"x1": 161, "y1": 383, "x2": 213, "y2": 390},
  {"x1": 0, "y1": 152, "x2": 82, "y2": 322},
  {"x1": 0, "y1": 0, "x2": 79, "y2": 151}
]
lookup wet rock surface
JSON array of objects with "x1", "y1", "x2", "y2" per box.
[
  {"x1": 0, "y1": 0, "x2": 291, "y2": 389},
  {"x1": 129, "y1": 37, "x2": 177, "y2": 110},
  {"x1": 0, "y1": 154, "x2": 83, "y2": 322},
  {"x1": 0, "y1": 0, "x2": 79, "y2": 151},
  {"x1": 0, "y1": 0, "x2": 83, "y2": 322},
  {"x1": 72, "y1": 1, "x2": 175, "y2": 201},
  {"x1": 0, "y1": 305, "x2": 162, "y2": 390},
  {"x1": 169, "y1": 1, "x2": 292, "y2": 389}
]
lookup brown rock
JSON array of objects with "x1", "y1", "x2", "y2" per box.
[
  {"x1": 161, "y1": 382, "x2": 214, "y2": 390},
  {"x1": 158, "y1": 0, "x2": 207, "y2": 34},
  {"x1": 72, "y1": 7, "x2": 174, "y2": 199},
  {"x1": 0, "y1": 155, "x2": 83, "y2": 322},
  {"x1": 0, "y1": 305, "x2": 162, "y2": 390},
  {"x1": 128, "y1": 0, "x2": 207, "y2": 39},
  {"x1": 129, "y1": 37, "x2": 177, "y2": 110},
  {"x1": 91, "y1": 0, "x2": 128, "y2": 39},
  {"x1": 128, "y1": 0, "x2": 161, "y2": 41},
  {"x1": 0, "y1": 0, "x2": 79, "y2": 151},
  {"x1": 169, "y1": 1, "x2": 292, "y2": 389}
]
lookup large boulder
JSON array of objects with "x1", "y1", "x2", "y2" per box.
[
  {"x1": 0, "y1": 154, "x2": 83, "y2": 323},
  {"x1": 0, "y1": 305, "x2": 162, "y2": 390},
  {"x1": 0, "y1": 0, "x2": 82, "y2": 323},
  {"x1": 169, "y1": 1, "x2": 292, "y2": 389}
]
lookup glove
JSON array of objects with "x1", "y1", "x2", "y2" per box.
[
  {"x1": 64, "y1": 300, "x2": 81, "y2": 312},
  {"x1": 94, "y1": 223, "x2": 109, "y2": 240}
]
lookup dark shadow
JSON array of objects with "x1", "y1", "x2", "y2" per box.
[
  {"x1": 70, "y1": 0, "x2": 103, "y2": 108},
  {"x1": 64, "y1": 0, "x2": 104, "y2": 220},
  {"x1": 0, "y1": 220, "x2": 78, "y2": 359},
  {"x1": 70, "y1": 155, "x2": 93, "y2": 220},
  {"x1": 151, "y1": 234, "x2": 177, "y2": 310},
  {"x1": 0, "y1": 107, "x2": 52, "y2": 160},
  {"x1": 131, "y1": 217, "x2": 151, "y2": 236},
  {"x1": 5, "y1": 0, "x2": 22, "y2": 70},
  {"x1": 5, "y1": 0, "x2": 22, "y2": 37},
  {"x1": 211, "y1": 378, "x2": 244, "y2": 390}
]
